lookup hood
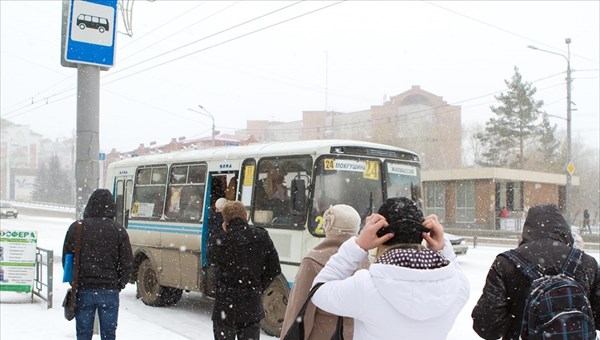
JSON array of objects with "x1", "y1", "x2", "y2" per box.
[
  {"x1": 369, "y1": 262, "x2": 461, "y2": 320},
  {"x1": 520, "y1": 204, "x2": 573, "y2": 247},
  {"x1": 83, "y1": 189, "x2": 116, "y2": 219}
]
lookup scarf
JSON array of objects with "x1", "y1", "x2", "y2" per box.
[{"x1": 376, "y1": 248, "x2": 449, "y2": 269}]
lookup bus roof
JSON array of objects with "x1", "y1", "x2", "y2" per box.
[{"x1": 107, "y1": 139, "x2": 419, "y2": 168}]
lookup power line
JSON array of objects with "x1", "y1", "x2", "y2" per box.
[
  {"x1": 100, "y1": 1, "x2": 345, "y2": 86},
  {"x1": 118, "y1": 2, "x2": 236, "y2": 59},
  {"x1": 425, "y1": 1, "x2": 599, "y2": 64},
  {"x1": 102, "y1": 1, "x2": 305, "y2": 81},
  {"x1": 2, "y1": 1, "x2": 314, "y2": 118}
]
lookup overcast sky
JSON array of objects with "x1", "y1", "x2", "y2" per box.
[{"x1": 1, "y1": 1, "x2": 598, "y2": 152}]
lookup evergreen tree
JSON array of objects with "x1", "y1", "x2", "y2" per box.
[
  {"x1": 535, "y1": 113, "x2": 562, "y2": 171},
  {"x1": 475, "y1": 66, "x2": 544, "y2": 169},
  {"x1": 32, "y1": 155, "x2": 73, "y2": 205},
  {"x1": 32, "y1": 162, "x2": 49, "y2": 202}
]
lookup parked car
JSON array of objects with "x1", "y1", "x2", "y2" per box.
[
  {"x1": 446, "y1": 232, "x2": 468, "y2": 255},
  {"x1": 0, "y1": 202, "x2": 18, "y2": 219}
]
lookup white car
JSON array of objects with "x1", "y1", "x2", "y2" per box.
[
  {"x1": 446, "y1": 233, "x2": 468, "y2": 255},
  {"x1": 0, "y1": 202, "x2": 18, "y2": 219}
]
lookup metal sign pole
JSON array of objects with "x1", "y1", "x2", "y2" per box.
[
  {"x1": 62, "y1": 0, "x2": 117, "y2": 217},
  {"x1": 75, "y1": 64, "x2": 100, "y2": 219}
]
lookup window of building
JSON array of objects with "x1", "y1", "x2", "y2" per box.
[
  {"x1": 425, "y1": 182, "x2": 445, "y2": 222},
  {"x1": 456, "y1": 181, "x2": 475, "y2": 223}
]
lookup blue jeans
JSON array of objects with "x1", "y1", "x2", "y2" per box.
[{"x1": 75, "y1": 289, "x2": 120, "y2": 340}]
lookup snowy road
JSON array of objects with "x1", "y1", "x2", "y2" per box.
[{"x1": 1, "y1": 214, "x2": 598, "y2": 339}]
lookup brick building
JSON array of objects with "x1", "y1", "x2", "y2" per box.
[
  {"x1": 237, "y1": 85, "x2": 462, "y2": 170},
  {"x1": 422, "y1": 167, "x2": 579, "y2": 230}
]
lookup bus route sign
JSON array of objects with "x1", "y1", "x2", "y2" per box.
[{"x1": 64, "y1": 0, "x2": 118, "y2": 68}]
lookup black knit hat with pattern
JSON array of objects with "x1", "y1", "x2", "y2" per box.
[{"x1": 376, "y1": 197, "x2": 427, "y2": 245}]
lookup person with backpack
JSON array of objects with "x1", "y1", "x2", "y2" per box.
[{"x1": 472, "y1": 204, "x2": 600, "y2": 339}]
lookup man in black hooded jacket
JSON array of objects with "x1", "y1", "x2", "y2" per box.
[
  {"x1": 472, "y1": 204, "x2": 600, "y2": 339},
  {"x1": 212, "y1": 200, "x2": 281, "y2": 339},
  {"x1": 62, "y1": 188, "x2": 133, "y2": 340}
]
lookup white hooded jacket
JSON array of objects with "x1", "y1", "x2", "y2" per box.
[{"x1": 311, "y1": 236, "x2": 469, "y2": 340}]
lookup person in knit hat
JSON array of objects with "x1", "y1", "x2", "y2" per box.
[
  {"x1": 310, "y1": 197, "x2": 470, "y2": 340},
  {"x1": 281, "y1": 204, "x2": 368, "y2": 340}
]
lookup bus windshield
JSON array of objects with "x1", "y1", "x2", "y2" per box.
[{"x1": 309, "y1": 156, "x2": 384, "y2": 236}]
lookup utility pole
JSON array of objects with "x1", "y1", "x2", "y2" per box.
[
  {"x1": 528, "y1": 38, "x2": 573, "y2": 221},
  {"x1": 188, "y1": 105, "x2": 215, "y2": 146}
]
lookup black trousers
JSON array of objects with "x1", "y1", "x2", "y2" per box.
[{"x1": 213, "y1": 319, "x2": 261, "y2": 340}]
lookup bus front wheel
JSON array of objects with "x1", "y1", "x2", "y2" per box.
[
  {"x1": 137, "y1": 259, "x2": 182, "y2": 307},
  {"x1": 261, "y1": 274, "x2": 289, "y2": 337}
]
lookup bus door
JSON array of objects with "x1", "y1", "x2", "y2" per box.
[
  {"x1": 114, "y1": 176, "x2": 134, "y2": 228},
  {"x1": 200, "y1": 170, "x2": 239, "y2": 296}
]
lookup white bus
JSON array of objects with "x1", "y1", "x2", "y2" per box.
[{"x1": 104, "y1": 139, "x2": 422, "y2": 336}]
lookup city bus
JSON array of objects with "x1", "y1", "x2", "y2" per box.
[{"x1": 104, "y1": 139, "x2": 422, "y2": 336}]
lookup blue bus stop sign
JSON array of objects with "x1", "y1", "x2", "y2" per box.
[{"x1": 65, "y1": 0, "x2": 117, "y2": 68}]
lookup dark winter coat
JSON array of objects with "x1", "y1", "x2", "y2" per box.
[
  {"x1": 207, "y1": 210, "x2": 224, "y2": 266},
  {"x1": 212, "y1": 217, "x2": 281, "y2": 324},
  {"x1": 471, "y1": 204, "x2": 600, "y2": 339},
  {"x1": 62, "y1": 189, "x2": 133, "y2": 291}
]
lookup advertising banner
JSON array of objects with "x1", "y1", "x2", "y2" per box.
[{"x1": 0, "y1": 230, "x2": 38, "y2": 292}]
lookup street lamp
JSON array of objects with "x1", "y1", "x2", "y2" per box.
[
  {"x1": 528, "y1": 38, "x2": 573, "y2": 222},
  {"x1": 188, "y1": 105, "x2": 215, "y2": 146}
]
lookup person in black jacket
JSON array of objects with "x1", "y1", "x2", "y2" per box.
[
  {"x1": 205, "y1": 197, "x2": 228, "y2": 297},
  {"x1": 62, "y1": 189, "x2": 133, "y2": 340},
  {"x1": 212, "y1": 200, "x2": 282, "y2": 340},
  {"x1": 472, "y1": 204, "x2": 600, "y2": 339}
]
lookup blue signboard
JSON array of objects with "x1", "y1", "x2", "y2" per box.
[{"x1": 65, "y1": 0, "x2": 117, "y2": 68}]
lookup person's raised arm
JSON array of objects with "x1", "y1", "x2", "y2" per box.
[
  {"x1": 355, "y1": 213, "x2": 393, "y2": 251},
  {"x1": 422, "y1": 214, "x2": 456, "y2": 260}
]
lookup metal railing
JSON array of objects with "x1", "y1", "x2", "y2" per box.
[{"x1": 33, "y1": 247, "x2": 53, "y2": 309}]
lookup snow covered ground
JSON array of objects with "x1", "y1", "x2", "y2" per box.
[{"x1": 1, "y1": 214, "x2": 599, "y2": 339}]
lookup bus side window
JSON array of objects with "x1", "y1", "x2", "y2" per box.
[
  {"x1": 239, "y1": 159, "x2": 256, "y2": 210},
  {"x1": 131, "y1": 166, "x2": 167, "y2": 220},
  {"x1": 165, "y1": 164, "x2": 206, "y2": 222},
  {"x1": 253, "y1": 155, "x2": 312, "y2": 225}
]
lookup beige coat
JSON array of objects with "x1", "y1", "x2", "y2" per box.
[{"x1": 281, "y1": 233, "x2": 369, "y2": 339}]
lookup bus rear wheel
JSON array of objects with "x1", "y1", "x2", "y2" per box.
[
  {"x1": 261, "y1": 274, "x2": 289, "y2": 337},
  {"x1": 137, "y1": 259, "x2": 182, "y2": 307}
]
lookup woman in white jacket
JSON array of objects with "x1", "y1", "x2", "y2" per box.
[{"x1": 311, "y1": 197, "x2": 470, "y2": 340}]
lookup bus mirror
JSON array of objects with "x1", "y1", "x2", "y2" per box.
[{"x1": 291, "y1": 179, "x2": 306, "y2": 215}]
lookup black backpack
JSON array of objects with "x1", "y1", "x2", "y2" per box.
[{"x1": 500, "y1": 248, "x2": 596, "y2": 339}]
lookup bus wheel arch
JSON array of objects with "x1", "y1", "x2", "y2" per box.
[
  {"x1": 136, "y1": 258, "x2": 182, "y2": 307},
  {"x1": 131, "y1": 251, "x2": 149, "y2": 285},
  {"x1": 261, "y1": 274, "x2": 290, "y2": 337}
]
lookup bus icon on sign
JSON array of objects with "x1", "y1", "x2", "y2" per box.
[{"x1": 77, "y1": 14, "x2": 109, "y2": 33}]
